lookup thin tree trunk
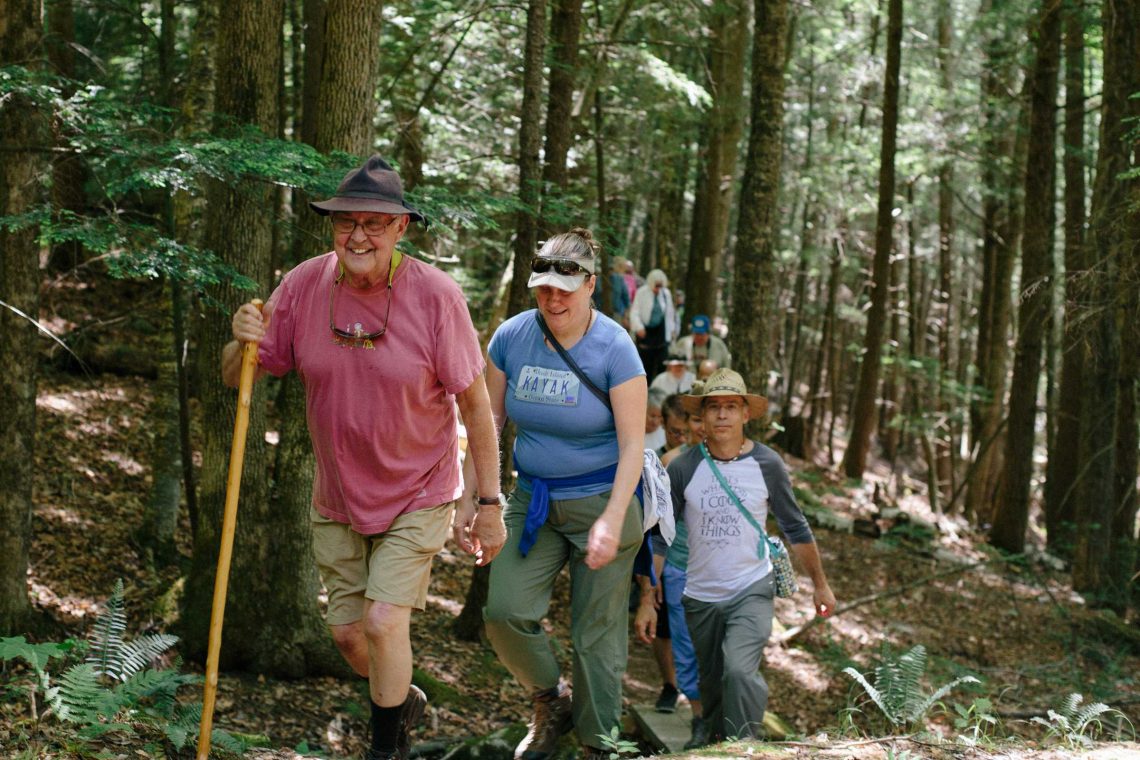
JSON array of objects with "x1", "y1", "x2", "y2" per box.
[
  {"x1": 1072, "y1": 0, "x2": 1137, "y2": 602},
  {"x1": 504, "y1": 0, "x2": 548, "y2": 320},
  {"x1": 965, "y1": 0, "x2": 1019, "y2": 521},
  {"x1": 991, "y1": 0, "x2": 1061, "y2": 553},
  {"x1": 538, "y1": 0, "x2": 583, "y2": 234},
  {"x1": 730, "y1": 0, "x2": 788, "y2": 432},
  {"x1": 683, "y1": 0, "x2": 749, "y2": 323},
  {"x1": 841, "y1": 0, "x2": 902, "y2": 478},
  {"x1": 0, "y1": 0, "x2": 44, "y2": 636},
  {"x1": 1044, "y1": 0, "x2": 1086, "y2": 560}
]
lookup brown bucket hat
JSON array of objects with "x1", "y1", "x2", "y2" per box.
[
  {"x1": 310, "y1": 155, "x2": 427, "y2": 226},
  {"x1": 680, "y1": 368, "x2": 769, "y2": 418}
]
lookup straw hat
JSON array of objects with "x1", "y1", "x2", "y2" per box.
[{"x1": 680, "y1": 368, "x2": 769, "y2": 417}]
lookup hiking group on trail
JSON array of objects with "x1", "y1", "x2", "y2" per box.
[{"x1": 223, "y1": 155, "x2": 835, "y2": 760}]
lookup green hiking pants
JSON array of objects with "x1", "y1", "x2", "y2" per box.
[{"x1": 484, "y1": 488, "x2": 643, "y2": 749}]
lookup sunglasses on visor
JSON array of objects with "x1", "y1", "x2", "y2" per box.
[{"x1": 530, "y1": 257, "x2": 591, "y2": 276}]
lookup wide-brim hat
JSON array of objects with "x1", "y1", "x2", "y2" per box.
[
  {"x1": 310, "y1": 155, "x2": 427, "y2": 225},
  {"x1": 680, "y1": 368, "x2": 769, "y2": 417}
]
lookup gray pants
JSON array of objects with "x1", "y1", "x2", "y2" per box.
[
  {"x1": 484, "y1": 489, "x2": 643, "y2": 748},
  {"x1": 683, "y1": 573, "x2": 775, "y2": 739}
]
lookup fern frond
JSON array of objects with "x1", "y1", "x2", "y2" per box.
[
  {"x1": 47, "y1": 663, "x2": 110, "y2": 724},
  {"x1": 116, "y1": 633, "x2": 179, "y2": 680},
  {"x1": 909, "y1": 675, "x2": 981, "y2": 722},
  {"x1": 843, "y1": 666, "x2": 898, "y2": 724},
  {"x1": 896, "y1": 645, "x2": 927, "y2": 720},
  {"x1": 119, "y1": 666, "x2": 198, "y2": 718},
  {"x1": 1060, "y1": 693, "x2": 1084, "y2": 720},
  {"x1": 87, "y1": 579, "x2": 129, "y2": 681}
]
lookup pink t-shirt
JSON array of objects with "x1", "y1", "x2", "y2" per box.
[{"x1": 258, "y1": 252, "x2": 484, "y2": 534}]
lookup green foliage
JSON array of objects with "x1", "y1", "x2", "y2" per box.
[
  {"x1": 842, "y1": 644, "x2": 980, "y2": 730},
  {"x1": 1030, "y1": 693, "x2": 1134, "y2": 748},
  {"x1": 953, "y1": 697, "x2": 999, "y2": 746},
  {"x1": 594, "y1": 726, "x2": 640, "y2": 760},
  {"x1": 0, "y1": 580, "x2": 254, "y2": 756}
]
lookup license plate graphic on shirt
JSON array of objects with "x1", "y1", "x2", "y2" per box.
[{"x1": 515, "y1": 365, "x2": 581, "y2": 406}]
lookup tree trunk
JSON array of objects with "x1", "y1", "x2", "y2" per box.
[
  {"x1": 538, "y1": 0, "x2": 583, "y2": 234},
  {"x1": 1072, "y1": 0, "x2": 1138, "y2": 602},
  {"x1": 45, "y1": 0, "x2": 89, "y2": 274},
  {"x1": 990, "y1": 0, "x2": 1061, "y2": 554},
  {"x1": 841, "y1": 0, "x2": 902, "y2": 479},
  {"x1": 1044, "y1": 0, "x2": 1086, "y2": 560},
  {"x1": 683, "y1": 0, "x2": 749, "y2": 323},
  {"x1": 934, "y1": 0, "x2": 956, "y2": 502},
  {"x1": 505, "y1": 0, "x2": 548, "y2": 320},
  {"x1": 181, "y1": 0, "x2": 287, "y2": 670},
  {"x1": 0, "y1": 0, "x2": 44, "y2": 636},
  {"x1": 965, "y1": 0, "x2": 1019, "y2": 521},
  {"x1": 259, "y1": 0, "x2": 389, "y2": 676},
  {"x1": 730, "y1": 0, "x2": 787, "y2": 431}
]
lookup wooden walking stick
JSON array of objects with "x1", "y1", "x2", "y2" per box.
[{"x1": 197, "y1": 299, "x2": 262, "y2": 760}]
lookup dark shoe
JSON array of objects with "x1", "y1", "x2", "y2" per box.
[
  {"x1": 398, "y1": 685, "x2": 428, "y2": 760},
  {"x1": 683, "y1": 716, "x2": 710, "y2": 750},
  {"x1": 515, "y1": 682, "x2": 574, "y2": 760},
  {"x1": 654, "y1": 683, "x2": 679, "y2": 713}
]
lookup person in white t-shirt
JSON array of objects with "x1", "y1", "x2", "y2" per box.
[{"x1": 665, "y1": 369, "x2": 835, "y2": 743}]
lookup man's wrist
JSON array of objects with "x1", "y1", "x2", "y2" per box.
[{"x1": 475, "y1": 493, "x2": 507, "y2": 510}]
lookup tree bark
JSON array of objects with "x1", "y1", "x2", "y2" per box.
[
  {"x1": 730, "y1": 0, "x2": 788, "y2": 426},
  {"x1": 965, "y1": 0, "x2": 1019, "y2": 521},
  {"x1": 181, "y1": 0, "x2": 289, "y2": 671},
  {"x1": 1044, "y1": 0, "x2": 1086, "y2": 560},
  {"x1": 841, "y1": 0, "x2": 902, "y2": 479},
  {"x1": 934, "y1": 0, "x2": 956, "y2": 501},
  {"x1": 0, "y1": 0, "x2": 44, "y2": 636},
  {"x1": 538, "y1": 0, "x2": 583, "y2": 234},
  {"x1": 504, "y1": 0, "x2": 548, "y2": 320},
  {"x1": 1072, "y1": 0, "x2": 1138, "y2": 603},
  {"x1": 990, "y1": 0, "x2": 1061, "y2": 554},
  {"x1": 683, "y1": 0, "x2": 749, "y2": 323}
]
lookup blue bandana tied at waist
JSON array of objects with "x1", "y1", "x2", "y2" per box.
[{"x1": 516, "y1": 463, "x2": 655, "y2": 583}]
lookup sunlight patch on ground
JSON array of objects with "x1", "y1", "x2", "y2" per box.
[
  {"x1": 37, "y1": 393, "x2": 82, "y2": 414},
  {"x1": 767, "y1": 646, "x2": 833, "y2": 692},
  {"x1": 35, "y1": 504, "x2": 95, "y2": 528},
  {"x1": 426, "y1": 594, "x2": 463, "y2": 616},
  {"x1": 100, "y1": 450, "x2": 145, "y2": 476},
  {"x1": 29, "y1": 580, "x2": 101, "y2": 623}
]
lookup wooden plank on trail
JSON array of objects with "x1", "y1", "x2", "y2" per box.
[{"x1": 628, "y1": 702, "x2": 694, "y2": 753}]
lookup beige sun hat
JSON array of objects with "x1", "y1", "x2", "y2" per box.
[{"x1": 680, "y1": 368, "x2": 769, "y2": 417}]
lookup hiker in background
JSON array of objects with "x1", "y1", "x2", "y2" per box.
[
  {"x1": 670, "y1": 314, "x2": 732, "y2": 371},
  {"x1": 630, "y1": 269, "x2": 677, "y2": 379}
]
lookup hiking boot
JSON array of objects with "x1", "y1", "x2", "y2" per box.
[
  {"x1": 683, "y1": 716, "x2": 710, "y2": 750},
  {"x1": 365, "y1": 685, "x2": 428, "y2": 760},
  {"x1": 654, "y1": 683, "x2": 679, "y2": 713},
  {"x1": 398, "y1": 685, "x2": 428, "y2": 760},
  {"x1": 515, "y1": 681, "x2": 574, "y2": 760}
]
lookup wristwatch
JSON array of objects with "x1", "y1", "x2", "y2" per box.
[{"x1": 475, "y1": 493, "x2": 507, "y2": 509}]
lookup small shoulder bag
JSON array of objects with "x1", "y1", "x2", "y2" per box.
[{"x1": 698, "y1": 443, "x2": 798, "y2": 598}]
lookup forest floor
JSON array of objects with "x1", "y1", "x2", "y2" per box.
[{"x1": 4, "y1": 275, "x2": 1140, "y2": 759}]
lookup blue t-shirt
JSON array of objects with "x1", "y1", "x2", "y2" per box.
[{"x1": 488, "y1": 309, "x2": 645, "y2": 499}]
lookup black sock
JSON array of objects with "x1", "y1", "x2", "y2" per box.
[{"x1": 370, "y1": 700, "x2": 404, "y2": 754}]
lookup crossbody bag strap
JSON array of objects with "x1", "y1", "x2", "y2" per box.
[
  {"x1": 535, "y1": 312, "x2": 612, "y2": 412},
  {"x1": 698, "y1": 442, "x2": 769, "y2": 560}
]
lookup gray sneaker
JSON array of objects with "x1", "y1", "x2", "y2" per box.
[{"x1": 515, "y1": 682, "x2": 574, "y2": 760}]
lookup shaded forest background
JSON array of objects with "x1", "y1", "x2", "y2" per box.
[{"x1": 0, "y1": 0, "x2": 1138, "y2": 755}]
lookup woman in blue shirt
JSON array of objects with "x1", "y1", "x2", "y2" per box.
[{"x1": 476, "y1": 228, "x2": 647, "y2": 760}]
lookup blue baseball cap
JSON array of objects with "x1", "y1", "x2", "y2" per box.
[{"x1": 691, "y1": 314, "x2": 710, "y2": 334}]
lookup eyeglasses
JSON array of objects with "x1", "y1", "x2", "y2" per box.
[
  {"x1": 329, "y1": 279, "x2": 391, "y2": 343},
  {"x1": 330, "y1": 214, "x2": 399, "y2": 237},
  {"x1": 530, "y1": 257, "x2": 592, "y2": 276}
]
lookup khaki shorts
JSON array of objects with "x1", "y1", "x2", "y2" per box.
[{"x1": 311, "y1": 501, "x2": 454, "y2": 625}]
